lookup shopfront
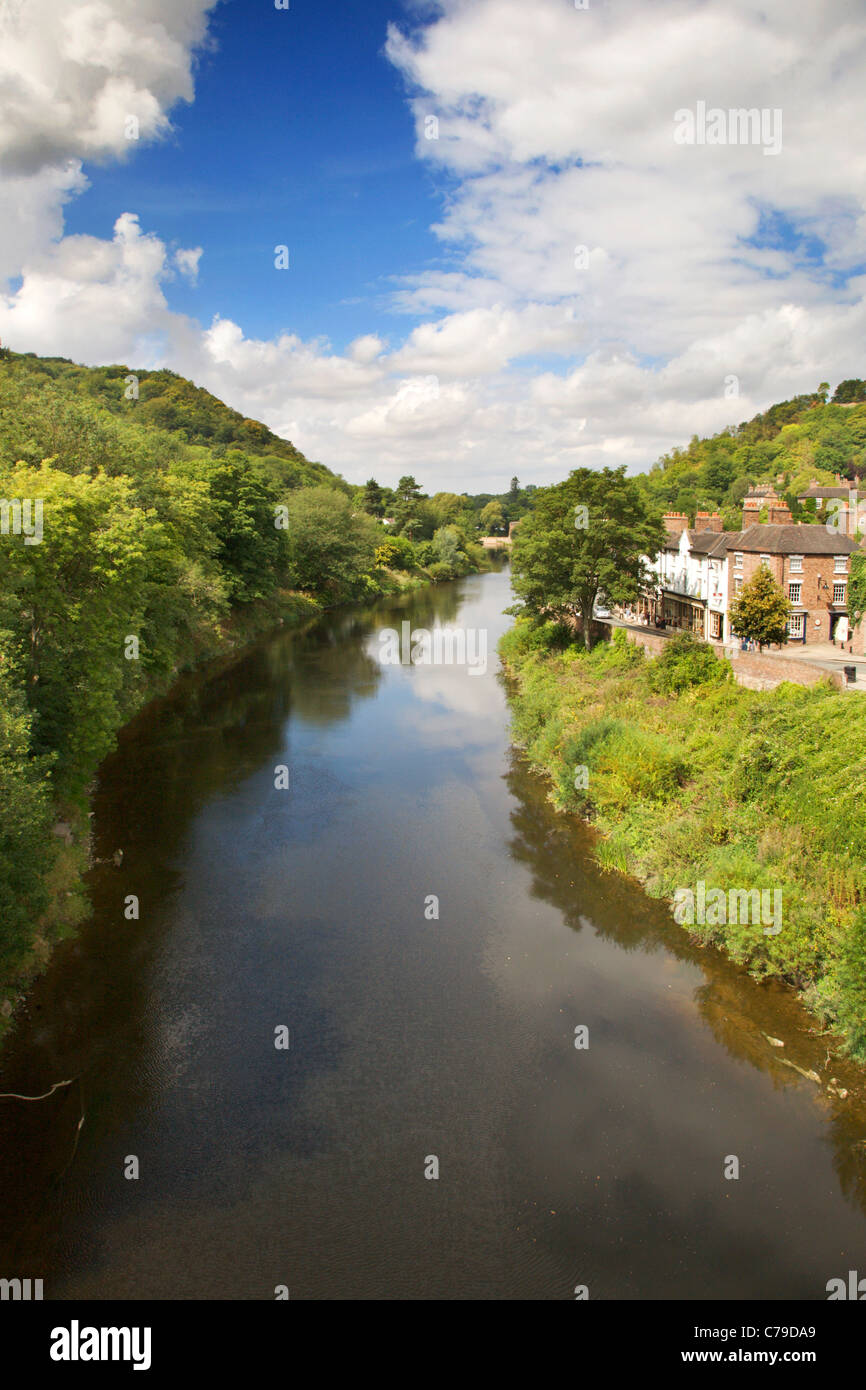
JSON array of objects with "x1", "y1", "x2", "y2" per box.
[{"x1": 662, "y1": 592, "x2": 705, "y2": 635}]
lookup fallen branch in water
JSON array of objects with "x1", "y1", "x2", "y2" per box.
[{"x1": 0, "y1": 1078, "x2": 77, "y2": 1102}]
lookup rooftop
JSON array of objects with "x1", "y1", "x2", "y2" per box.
[
  {"x1": 734, "y1": 524, "x2": 858, "y2": 555},
  {"x1": 796, "y1": 486, "x2": 853, "y2": 501}
]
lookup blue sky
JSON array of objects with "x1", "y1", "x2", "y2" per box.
[
  {"x1": 1, "y1": 0, "x2": 864, "y2": 491},
  {"x1": 63, "y1": 0, "x2": 450, "y2": 351}
]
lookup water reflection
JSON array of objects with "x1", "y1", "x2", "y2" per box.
[{"x1": 503, "y1": 751, "x2": 866, "y2": 1221}]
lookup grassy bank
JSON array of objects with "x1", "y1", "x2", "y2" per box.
[{"x1": 499, "y1": 619, "x2": 866, "y2": 1058}]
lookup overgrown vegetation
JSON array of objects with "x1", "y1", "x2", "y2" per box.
[{"x1": 500, "y1": 619, "x2": 866, "y2": 1058}]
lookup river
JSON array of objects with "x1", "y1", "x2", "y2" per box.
[{"x1": 1, "y1": 565, "x2": 865, "y2": 1299}]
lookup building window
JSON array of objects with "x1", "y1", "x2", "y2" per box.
[
  {"x1": 734, "y1": 552, "x2": 743, "y2": 569},
  {"x1": 833, "y1": 582, "x2": 846, "y2": 605},
  {"x1": 788, "y1": 582, "x2": 801, "y2": 604},
  {"x1": 759, "y1": 554, "x2": 771, "y2": 568},
  {"x1": 789, "y1": 555, "x2": 803, "y2": 573},
  {"x1": 734, "y1": 576, "x2": 743, "y2": 593},
  {"x1": 788, "y1": 614, "x2": 805, "y2": 639},
  {"x1": 834, "y1": 555, "x2": 848, "y2": 573}
]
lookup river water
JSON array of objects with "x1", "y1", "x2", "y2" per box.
[{"x1": 1, "y1": 566, "x2": 866, "y2": 1300}]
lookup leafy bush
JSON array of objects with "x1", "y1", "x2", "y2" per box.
[
  {"x1": 500, "y1": 617, "x2": 572, "y2": 662},
  {"x1": 647, "y1": 632, "x2": 730, "y2": 694},
  {"x1": 375, "y1": 534, "x2": 416, "y2": 570}
]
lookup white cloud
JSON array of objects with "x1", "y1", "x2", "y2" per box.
[
  {"x1": 0, "y1": 0, "x2": 216, "y2": 174},
  {"x1": 348, "y1": 333, "x2": 386, "y2": 364},
  {"x1": 174, "y1": 246, "x2": 202, "y2": 282}
]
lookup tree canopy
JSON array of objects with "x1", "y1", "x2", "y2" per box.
[
  {"x1": 729, "y1": 566, "x2": 791, "y2": 650},
  {"x1": 511, "y1": 467, "x2": 665, "y2": 647}
]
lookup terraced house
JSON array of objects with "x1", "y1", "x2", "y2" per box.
[
  {"x1": 729, "y1": 525, "x2": 858, "y2": 646},
  {"x1": 647, "y1": 505, "x2": 860, "y2": 648}
]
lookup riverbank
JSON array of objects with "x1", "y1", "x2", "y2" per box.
[
  {"x1": 0, "y1": 560, "x2": 463, "y2": 1046},
  {"x1": 499, "y1": 618, "x2": 866, "y2": 1059},
  {"x1": 0, "y1": 585, "x2": 323, "y2": 1043}
]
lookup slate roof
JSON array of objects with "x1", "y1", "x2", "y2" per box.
[
  {"x1": 733, "y1": 524, "x2": 857, "y2": 555},
  {"x1": 660, "y1": 524, "x2": 858, "y2": 560},
  {"x1": 796, "y1": 486, "x2": 854, "y2": 501}
]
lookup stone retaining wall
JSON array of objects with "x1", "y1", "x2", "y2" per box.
[{"x1": 618, "y1": 624, "x2": 844, "y2": 691}]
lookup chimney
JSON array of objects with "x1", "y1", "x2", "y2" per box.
[
  {"x1": 768, "y1": 502, "x2": 792, "y2": 525},
  {"x1": 695, "y1": 511, "x2": 723, "y2": 532},
  {"x1": 742, "y1": 495, "x2": 763, "y2": 527}
]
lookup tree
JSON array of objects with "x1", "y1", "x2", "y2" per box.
[
  {"x1": 510, "y1": 467, "x2": 666, "y2": 649},
  {"x1": 480, "y1": 500, "x2": 506, "y2": 534},
  {"x1": 432, "y1": 525, "x2": 463, "y2": 574},
  {"x1": 0, "y1": 461, "x2": 155, "y2": 786},
  {"x1": 360, "y1": 478, "x2": 384, "y2": 517},
  {"x1": 728, "y1": 565, "x2": 790, "y2": 651},
  {"x1": 509, "y1": 476, "x2": 520, "y2": 502},
  {"x1": 428, "y1": 492, "x2": 463, "y2": 528},
  {"x1": 833, "y1": 379, "x2": 866, "y2": 404},
  {"x1": 396, "y1": 475, "x2": 422, "y2": 504},
  {"x1": 393, "y1": 475, "x2": 424, "y2": 538},
  {"x1": 374, "y1": 534, "x2": 415, "y2": 570},
  {"x1": 285, "y1": 487, "x2": 379, "y2": 601}
]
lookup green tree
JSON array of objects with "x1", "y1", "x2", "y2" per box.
[
  {"x1": 0, "y1": 461, "x2": 156, "y2": 787},
  {"x1": 396, "y1": 475, "x2": 422, "y2": 504},
  {"x1": 393, "y1": 475, "x2": 424, "y2": 538},
  {"x1": 197, "y1": 451, "x2": 287, "y2": 602},
  {"x1": 360, "y1": 478, "x2": 385, "y2": 517},
  {"x1": 511, "y1": 467, "x2": 666, "y2": 649},
  {"x1": 432, "y1": 525, "x2": 463, "y2": 574},
  {"x1": 428, "y1": 492, "x2": 463, "y2": 528},
  {"x1": 480, "y1": 500, "x2": 506, "y2": 534},
  {"x1": 285, "y1": 487, "x2": 379, "y2": 601},
  {"x1": 728, "y1": 565, "x2": 790, "y2": 651},
  {"x1": 833, "y1": 379, "x2": 866, "y2": 404}
]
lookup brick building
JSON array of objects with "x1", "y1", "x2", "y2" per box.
[
  {"x1": 728, "y1": 525, "x2": 858, "y2": 645},
  {"x1": 645, "y1": 512, "x2": 858, "y2": 646}
]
